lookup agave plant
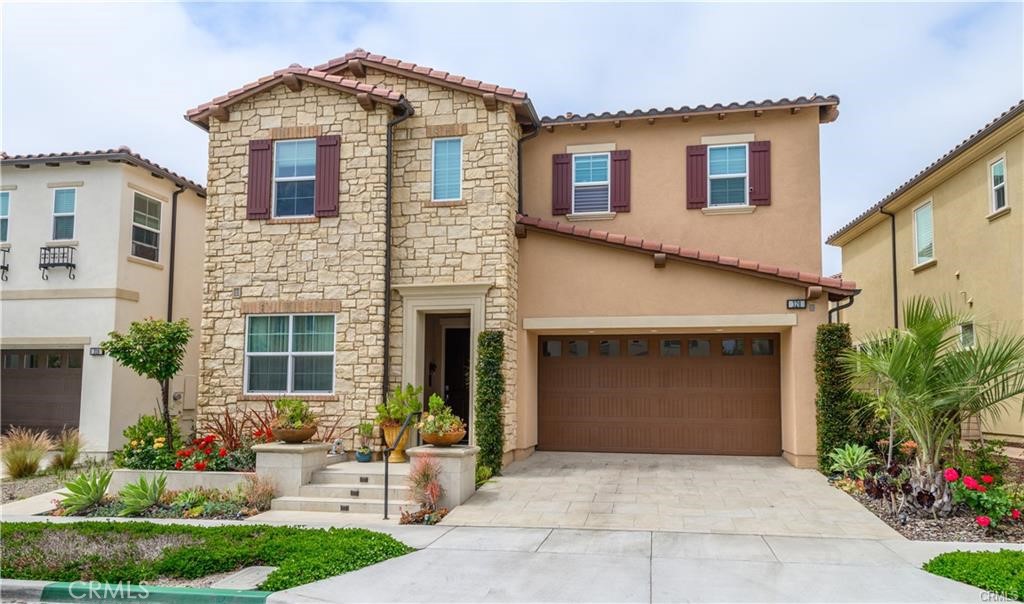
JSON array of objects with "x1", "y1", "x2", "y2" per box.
[
  {"x1": 828, "y1": 443, "x2": 876, "y2": 479},
  {"x1": 118, "y1": 473, "x2": 167, "y2": 516},
  {"x1": 844, "y1": 297, "x2": 1024, "y2": 516},
  {"x1": 60, "y1": 468, "x2": 112, "y2": 514}
]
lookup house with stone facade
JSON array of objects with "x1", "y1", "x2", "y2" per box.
[{"x1": 186, "y1": 49, "x2": 857, "y2": 471}]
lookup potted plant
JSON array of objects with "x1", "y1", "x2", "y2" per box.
[
  {"x1": 355, "y1": 421, "x2": 374, "y2": 462},
  {"x1": 418, "y1": 393, "x2": 466, "y2": 447},
  {"x1": 272, "y1": 398, "x2": 317, "y2": 443},
  {"x1": 376, "y1": 384, "x2": 422, "y2": 463}
]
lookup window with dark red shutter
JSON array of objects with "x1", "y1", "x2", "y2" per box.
[
  {"x1": 246, "y1": 139, "x2": 273, "y2": 219},
  {"x1": 552, "y1": 153, "x2": 572, "y2": 215},
  {"x1": 314, "y1": 135, "x2": 340, "y2": 217},
  {"x1": 610, "y1": 150, "x2": 631, "y2": 213},
  {"x1": 686, "y1": 145, "x2": 708, "y2": 209},
  {"x1": 749, "y1": 140, "x2": 771, "y2": 206}
]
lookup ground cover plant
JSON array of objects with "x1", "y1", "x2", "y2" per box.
[
  {"x1": 0, "y1": 522, "x2": 412, "y2": 591},
  {"x1": 924, "y1": 549, "x2": 1024, "y2": 601}
]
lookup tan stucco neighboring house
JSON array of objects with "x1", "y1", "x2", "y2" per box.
[
  {"x1": 828, "y1": 100, "x2": 1024, "y2": 443},
  {"x1": 186, "y1": 49, "x2": 856, "y2": 470},
  {"x1": 0, "y1": 148, "x2": 207, "y2": 454}
]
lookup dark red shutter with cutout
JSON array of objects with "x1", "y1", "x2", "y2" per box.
[
  {"x1": 686, "y1": 144, "x2": 708, "y2": 209},
  {"x1": 552, "y1": 153, "x2": 572, "y2": 215},
  {"x1": 749, "y1": 140, "x2": 771, "y2": 206},
  {"x1": 610, "y1": 150, "x2": 631, "y2": 213},
  {"x1": 246, "y1": 139, "x2": 273, "y2": 219},
  {"x1": 314, "y1": 135, "x2": 341, "y2": 217}
]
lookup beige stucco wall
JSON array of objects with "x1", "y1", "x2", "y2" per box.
[
  {"x1": 837, "y1": 126, "x2": 1023, "y2": 439},
  {"x1": 516, "y1": 229, "x2": 826, "y2": 467},
  {"x1": 521, "y1": 110, "x2": 825, "y2": 274}
]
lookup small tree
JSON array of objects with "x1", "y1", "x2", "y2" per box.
[
  {"x1": 475, "y1": 331, "x2": 505, "y2": 475},
  {"x1": 815, "y1": 323, "x2": 857, "y2": 471},
  {"x1": 101, "y1": 318, "x2": 192, "y2": 446}
]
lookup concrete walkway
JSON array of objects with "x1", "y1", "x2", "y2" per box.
[
  {"x1": 271, "y1": 526, "x2": 1020, "y2": 603},
  {"x1": 443, "y1": 452, "x2": 900, "y2": 539}
]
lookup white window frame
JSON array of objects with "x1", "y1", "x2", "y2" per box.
[
  {"x1": 243, "y1": 314, "x2": 336, "y2": 395},
  {"x1": 272, "y1": 139, "x2": 316, "y2": 218},
  {"x1": 130, "y1": 192, "x2": 161, "y2": 262},
  {"x1": 913, "y1": 199, "x2": 935, "y2": 266},
  {"x1": 959, "y1": 322, "x2": 976, "y2": 350},
  {"x1": 0, "y1": 191, "x2": 10, "y2": 243},
  {"x1": 707, "y1": 143, "x2": 749, "y2": 207},
  {"x1": 571, "y1": 152, "x2": 611, "y2": 214},
  {"x1": 52, "y1": 188, "x2": 76, "y2": 241},
  {"x1": 989, "y1": 154, "x2": 1007, "y2": 213},
  {"x1": 431, "y1": 137, "x2": 463, "y2": 202}
]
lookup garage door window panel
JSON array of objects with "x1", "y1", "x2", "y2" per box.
[
  {"x1": 628, "y1": 339, "x2": 649, "y2": 356},
  {"x1": 688, "y1": 339, "x2": 711, "y2": 357},
  {"x1": 722, "y1": 339, "x2": 745, "y2": 356},
  {"x1": 752, "y1": 338, "x2": 775, "y2": 356},
  {"x1": 599, "y1": 340, "x2": 620, "y2": 357},
  {"x1": 568, "y1": 340, "x2": 589, "y2": 357}
]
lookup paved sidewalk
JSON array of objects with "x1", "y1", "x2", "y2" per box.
[{"x1": 272, "y1": 526, "x2": 1022, "y2": 603}]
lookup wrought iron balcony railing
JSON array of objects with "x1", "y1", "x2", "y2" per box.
[{"x1": 39, "y1": 245, "x2": 76, "y2": 280}]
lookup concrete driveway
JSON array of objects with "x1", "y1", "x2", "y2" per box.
[{"x1": 442, "y1": 452, "x2": 900, "y2": 539}]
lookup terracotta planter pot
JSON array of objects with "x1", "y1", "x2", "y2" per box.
[
  {"x1": 274, "y1": 424, "x2": 317, "y2": 444},
  {"x1": 421, "y1": 427, "x2": 466, "y2": 447},
  {"x1": 381, "y1": 423, "x2": 410, "y2": 463}
]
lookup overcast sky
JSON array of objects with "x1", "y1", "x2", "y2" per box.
[{"x1": 3, "y1": 1, "x2": 1022, "y2": 274}]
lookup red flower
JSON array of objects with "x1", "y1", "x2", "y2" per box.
[
  {"x1": 981, "y1": 475, "x2": 994, "y2": 484},
  {"x1": 174, "y1": 460, "x2": 183, "y2": 469},
  {"x1": 218, "y1": 448, "x2": 228, "y2": 457},
  {"x1": 962, "y1": 476, "x2": 979, "y2": 490},
  {"x1": 976, "y1": 516, "x2": 991, "y2": 527},
  {"x1": 976, "y1": 485, "x2": 987, "y2": 493},
  {"x1": 942, "y1": 468, "x2": 959, "y2": 482},
  {"x1": 204, "y1": 447, "x2": 213, "y2": 455},
  {"x1": 1012, "y1": 509, "x2": 1021, "y2": 521}
]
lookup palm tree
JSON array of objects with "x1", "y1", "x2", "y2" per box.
[{"x1": 843, "y1": 297, "x2": 1024, "y2": 516}]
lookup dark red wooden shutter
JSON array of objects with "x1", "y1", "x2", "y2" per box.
[
  {"x1": 552, "y1": 153, "x2": 572, "y2": 215},
  {"x1": 610, "y1": 150, "x2": 631, "y2": 213},
  {"x1": 246, "y1": 139, "x2": 273, "y2": 219},
  {"x1": 315, "y1": 135, "x2": 340, "y2": 217},
  {"x1": 749, "y1": 140, "x2": 771, "y2": 206},
  {"x1": 686, "y1": 145, "x2": 708, "y2": 209}
]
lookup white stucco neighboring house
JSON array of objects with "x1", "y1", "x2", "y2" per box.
[{"x1": 0, "y1": 148, "x2": 206, "y2": 455}]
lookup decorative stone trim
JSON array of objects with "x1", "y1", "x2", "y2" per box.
[
  {"x1": 425, "y1": 200, "x2": 467, "y2": 208},
  {"x1": 270, "y1": 125, "x2": 322, "y2": 140},
  {"x1": 566, "y1": 211, "x2": 616, "y2": 222},
  {"x1": 238, "y1": 394, "x2": 340, "y2": 402},
  {"x1": 127, "y1": 255, "x2": 164, "y2": 270},
  {"x1": 911, "y1": 258, "x2": 937, "y2": 273},
  {"x1": 986, "y1": 206, "x2": 1011, "y2": 222},
  {"x1": 240, "y1": 299, "x2": 344, "y2": 314},
  {"x1": 426, "y1": 124, "x2": 468, "y2": 138},
  {"x1": 0, "y1": 288, "x2": 139, "y2": 302},
  {"x1": 700, "y1": 132, "x2": 756, "y2": 145},
  {"x1": 701, "y1": 205, "x2": 757, "y2": 215},
  {"x1": 128, "y1": 182, "x2": 170, "y2": 203},
  {"x1": 266, "y1": 216, "x2": 319, "y2": 224},
  {"x1": 46, "y1": 181, "x2": 84, "y2": 188},
  {"x1": 565, "y1": 142, "x2": 616, "y2": 154}
]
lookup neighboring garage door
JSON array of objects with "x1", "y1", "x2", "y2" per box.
[
  {"x1": 538, "y1": 334, "x2": 781, "y2": 456},
  {"x1": 1, "y1": 349, "x2": 83, "y2": 434}
]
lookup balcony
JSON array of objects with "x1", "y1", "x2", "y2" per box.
[
  {"x1": 39, "y1": 246, "x2": 76, "y2": 280},
  {"x1": 0, "y1": 248, "x2": 8, "y2": 281}
]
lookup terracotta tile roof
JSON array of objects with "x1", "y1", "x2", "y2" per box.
[
  {"x1": 517, "y1": 214, "x2": 858, "y2": 296},
  {"x1": 542, "y1": 94, "x2": 841, "y2": 126},
  {"x1": 1, "y1": 146, "x2": 205, "y2": 196},
  {"x1": 314, "y1": 49, "x2": 530, "y2": 102},
  {"x1": 185, "y1": 64, "x2": 405, "y2": 129},
  {"x1": 827, "y1": 99, "x2": 1024, "y2": 244}
]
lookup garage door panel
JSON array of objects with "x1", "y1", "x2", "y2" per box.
[
  {"x1": 538, "y1": 334, "x2": 781, "y2": 456},
  {"x1": 1, "y1": 349, "x2": 83, "y2": 434}
]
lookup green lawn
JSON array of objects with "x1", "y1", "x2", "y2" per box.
[
  {"x1": 0, "y1": 521, "x2": 412, "y2": 591},
  {"x1": 924, "y1": 549, "x2": 1024, "y2": 602}
]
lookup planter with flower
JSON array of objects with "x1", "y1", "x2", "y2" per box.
[
  {"x1": 418, "y1": 394, "x2": 466, "y2": 447},
  {"x1": 945, "y1": 467, "x2": 1022, "y2": 532},
  {"x1": 376, "y1": 384, "x2": 423, "y2": 463},
  {"x1": 114, "y1": 414, "x2": 181, "y2": 470},
  {"x1": 356, "y1": 421, "x2": 374, "y2": 462},
  {"x1": 272, "y1": 398, "x2": 318, "y2": 444}
]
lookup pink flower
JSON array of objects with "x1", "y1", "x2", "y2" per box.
[
  {"x1": 981, "y1": 475, "x2": 994, "y2": 484},
  {"x1": 194, "y1": 461, "x2": 207, "y2": 471},
  {"x1": 174, "y1": 460, "x2": 183, "y2": 470},
  {"x1": 218, "y1": 448, "x2": 228, "y2": 458},
  {"x1": 976, "y1": 516, "x2": 991, "y2": 527},
  {"x1": 1012, "y1": 509, "x2": 1021, "y2": 521},
  {"x1": 976, "y1": 485, "x2": 987, "y2": 493},
  {"x1": 962, "y1": 476, "x2": 979, "y2": 490},
  {"x1": 943, "y1": 468, "x2": 959, "y2": 482}
]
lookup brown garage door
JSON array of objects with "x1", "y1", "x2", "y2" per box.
[
  {"x1": 538, "y1": 334, "x2": 781, "y2": 456},
  {"x1": 1, "y1": 349, "x2": 83, "y2": 434}
]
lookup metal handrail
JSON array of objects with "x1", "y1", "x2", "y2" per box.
[{"x1": 382, "y1": 410, "x2": 421, "y2": 520}]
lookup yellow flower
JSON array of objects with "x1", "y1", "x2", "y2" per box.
[
  {"x1": 130, "y1": 440, "x2": 139, "y2": 447},
  {"x1": 155, "y1": 436, "x2": 166, "y2": 443},
  {"x1": 153, "y1": 442, "x2": 165, "y2": 449}
]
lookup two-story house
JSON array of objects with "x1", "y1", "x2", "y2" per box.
[
  {"x1": 0, "y1": 148, "x2": 206, "y2": 455},
  {"x1": 828, "y1": 101, "x2": 1023, "y2": 443},
  {"x1": 186, "y1": 50, "x2": 856, "y2": 469}
]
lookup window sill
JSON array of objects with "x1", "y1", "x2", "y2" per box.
[
  {"x1": 912, "y1": 258, "x2": 937, "y2": 273},
  {"x1": 701, "y1": 205, "x2": 756, "y2": 216},
  {"x1": 45, "y1": 240, "x2": 78, "y2": 247},
  {"x1": 0, "y1": 243, "x2": 10, "y2": 251},
  {"x1": 428, "y1": 200, "x2": 467, "y2": 207},
  {"x1": 987, "y1": 206, "x2": 1011, "y2": 222},
  {"x1": 127, "y1": 255, "x2": 164, "y2": 270},
  {"x1": 267, "y1": 216, "x2": 319, "y2": 225},
  {"x1": 566, "y1": 211, "x2": 616, "y2": 222},
  {"x1": 239, "y1": 393, "x2": 339, "y2": 402}
]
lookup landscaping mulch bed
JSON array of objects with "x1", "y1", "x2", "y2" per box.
[
  {"x1": 850, "y1": 491, "x2": 1024, "y2": 543},
  {"x1": 0, "y1": 472, "x2": 63, "y2": 504}
]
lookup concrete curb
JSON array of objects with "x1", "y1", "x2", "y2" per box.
[{"x1": 0, "y1": 579, "x2": 271, "y2": 603}]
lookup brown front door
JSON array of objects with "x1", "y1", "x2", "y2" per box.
[
  {"x1": 443, "y1": 328, "x2": 471, "y2": 442},
  {"x1": 537, "y1": 334, "x2": 781, "y2": 456},
  {"x1": 1, "y1": 349, "x2": 83, "y2": 434}
]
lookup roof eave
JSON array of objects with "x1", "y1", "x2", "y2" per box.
[{"x1": 1, "y1": 152, "x2": 206, "y2": 197}]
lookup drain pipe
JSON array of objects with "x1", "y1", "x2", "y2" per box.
[
  {"x1": 516, "y1": 115, "x2": 541, "y2": 216},
  {"x1": 880, "y1": 208, "x2": 899, "y2": 328},
  {"x1": 166, "y1": 185, "x2": 186, "y2": 321},
  {"x1": 382, "y1": 99, "x2": 415, "y2": 406},
  {"x1": 828, "y1": 292, "x2": 859, "y2": 324}
]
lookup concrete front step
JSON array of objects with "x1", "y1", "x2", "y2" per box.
[
  {"x1": 310, "y1": 464, "x2": 410, "y2": 486},
  {"x1": 271, "y1": 495, "x2": 416, "y2": 515},
  {"x1": 299, "y1": 483, "x2": 411, "y2": 500}
]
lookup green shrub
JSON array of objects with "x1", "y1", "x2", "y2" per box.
[
  {"x1": 418, "y1": 393, "x2": 463, "y2": 435},
  {"x1": 0, "y1": 427, "x2": 53, "y2": 478},
  {"x1": 376, "y1": 384, "x2": 422, "y2": 425},
  {"x1": 274, "y1": 398, "x2": 315, "y2": 429},
  {"x1": 118, "y1": 473, "x2": 167, "y2": 516},
  {"x1": 51, "y1": 427, "x2": 83, "y2": 471},
  {"x1": 60, "y1": 468, "x2": 112, "y2": 515},
  {"x1": 114, "y1": 415, "x2": 180, "y2": 470},
  {"x1": 475, "y1": 331, "x2": 505, "y2": 476},
  {"x1": 475, "y1": 465, "x2": 493, "y2": 488},
  {"x1": 815, "y1": 323, "x2": 857, "y2": 472},
  {"x1": 924, "y1": 550, "x2": 1024, "y2": 600},
  {"x1": 956, "y1": 439, "x2": 1011, "y2": 484},
  {"x1": 828, "y1": 443, "x2": 876, "y2": 479},
  {"x1": 172, "y1": 489, "x2": 207, "y2": 509}
]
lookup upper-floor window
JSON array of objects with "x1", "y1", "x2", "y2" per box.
[
  {"x1": 990, "y1": 157, "x2": 1006, "y2": 212},
  {"x1": 432, "y1": 138, "x2": 462, "y2": 201},
  {"x1": 708, "y1": 144, "x2": 748, "y2": 206},
  {"x1": 131, "y1": 192, "x2": 161, "y2": 262},
  {"x1": 274, "y1": 139, "x2": 316, "y2": 217},
  {"x1": 572, "y1": 153, "x2": 610, "y2": 213},
  {"x1": 959, "y1": 322, "x2": 976, "y2": 349},
  {"x1": 0, "y1": 191, "x2": 9, "y2": 243},
  {"x1": 52, "y1": 188, "x2": 76, "y2": 240},
  {"x1": 914, "y1": 200, "x2": 934, "y2": 265},
  {"x1": 245, "y1": 314, "x2": 335, "y2": 394}
]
